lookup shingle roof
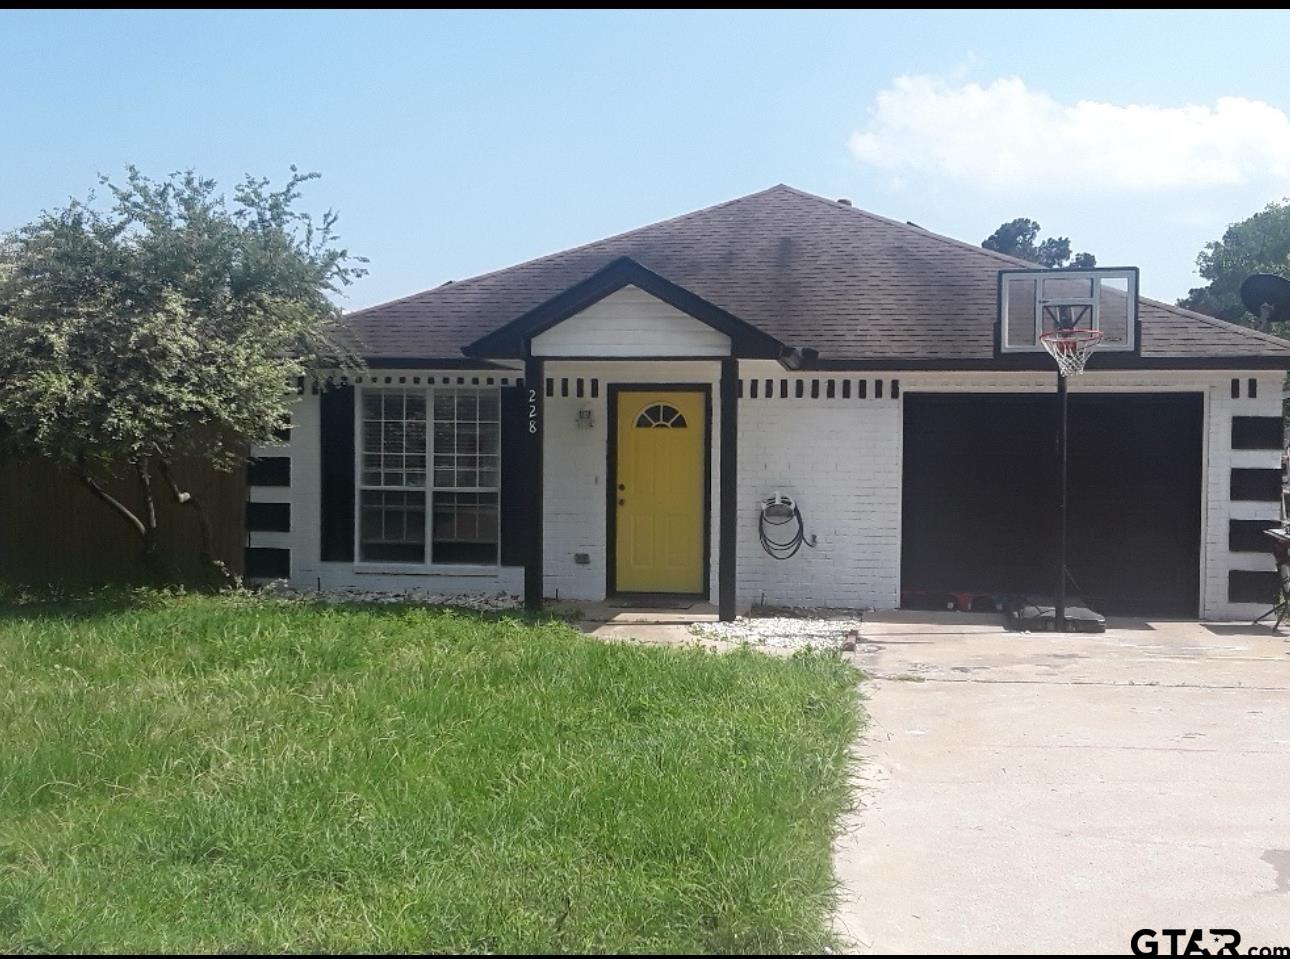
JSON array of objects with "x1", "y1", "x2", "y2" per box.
[{"x1": 345, "y1": 184, "x2": 1290, "y2": 366}]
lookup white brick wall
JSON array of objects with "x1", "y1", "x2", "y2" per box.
[
  {"x1": 736, "y1": 383, "x2": 901, "y2": 610},
  {"x1": 269, "y1": 363, "x2": 1283, "y2": 621},
  {"x1": 1200, "y1": 374, "x2": 1282, "y2": 620}
]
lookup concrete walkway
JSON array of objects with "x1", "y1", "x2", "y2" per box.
[{"x1": 835, "y1": 613, "x2": 1290, "y2": 954}]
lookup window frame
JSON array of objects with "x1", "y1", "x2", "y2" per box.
[{"x1": 352, "y1": 384, "x2": 502, "y2": 571}]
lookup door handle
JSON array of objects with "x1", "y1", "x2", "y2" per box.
[
  {"x1": 618, "y1": 498, "x2": 625, "y2": 506},
  {"x1": 618, "y1": 484, "x2": 626, "y2": 491}
]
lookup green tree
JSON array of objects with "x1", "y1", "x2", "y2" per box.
[
  {"x1": 1178, "y1": 199, "x2": 1290, "y2": 331},
  {"x1": 982, "y1": 217, "x2": 1097, "y2": 269},
  {"x1": 0, "y1": 167, "x2": 365, "y2": 578}
]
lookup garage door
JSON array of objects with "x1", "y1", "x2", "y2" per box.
[{"x1": 901, "y1": 393, "x2": 1203, "y2": 617}]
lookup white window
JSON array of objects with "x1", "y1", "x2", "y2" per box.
[{"x1": 357, "y1": 386, "x2": 500, "y2": 565}]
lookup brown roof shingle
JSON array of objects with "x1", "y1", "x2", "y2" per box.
[{"x1": 345, "y1": 184, "x2": 1290, "y2": 366}]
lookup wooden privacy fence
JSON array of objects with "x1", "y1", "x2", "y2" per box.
[{"x1": 0, "y1": 454, "x2": 245, "y2": 586}]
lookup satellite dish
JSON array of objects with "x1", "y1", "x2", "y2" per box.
[{"x1": 1238, "y1": 273, "x2": 1290, "y2": 324}]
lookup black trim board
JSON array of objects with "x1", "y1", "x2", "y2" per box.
[
  {"x1": 1230, "y1": 468, "x2": 1282, "y2": 502},
  {"x1": 246, "y1": 501, "x2": 290, "y2": 533},
  {"x1": 606, "y1": 383, "x2": 713, "y2": 600},
  {"x1": 1229, "y1": 519, "x2": 1280, "y2": 553},
  {"x1": 809, "y1": 355, "x2": 1290, "y2": 372},
  {"x1": 1232, "y1": 416, "x2": 1284, "y2": 450},
  {"x1": 718, "y1": 359, "x2": 738, "y2": 622},
  {"x1": 247, "y1": 456, "x2": 290, "y2": 487},
  {"x1": 464, "y1": 257, "x2": 783, "y2": 360},
  {"x1": 245, "y1": 547, "x2": 290, "y2": 579},
  {"x1": 1229, "y1": 569, "x2": 1279, "y2": 604}
]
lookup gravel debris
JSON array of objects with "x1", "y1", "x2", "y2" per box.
[
  {"x1": 256, "y1": 580, "x2": 521, "y2": 611},
  {"x1": 690, "y1": 613, "x2": 864, "y2": 650}
]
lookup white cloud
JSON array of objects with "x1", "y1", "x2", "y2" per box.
[{"x1": 849, "y1": 75, "x2": 1290, "y2": 194}]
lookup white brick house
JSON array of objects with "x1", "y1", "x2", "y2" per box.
[{"x1": 245, "y1": 186, "x2": 1290, "y2": 621}]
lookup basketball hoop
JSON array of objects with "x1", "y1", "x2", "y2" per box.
[{"x1": 1040, "y1": 327, "x2": 1103, "y2": 377}]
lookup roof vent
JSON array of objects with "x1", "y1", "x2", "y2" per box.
[{"x1": 836, "y1": 198, "x2": 852, "y2": 206}]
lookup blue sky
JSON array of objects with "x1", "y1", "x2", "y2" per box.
[{"x1": 4, "y1": 9, "x2": 1290, "y2": 310}]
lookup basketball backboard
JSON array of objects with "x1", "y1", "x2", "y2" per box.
[{"x1": 998, "y1": 267, "x2": 1139, "y2": 353}]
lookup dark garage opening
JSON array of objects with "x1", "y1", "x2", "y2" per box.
[{"x1": 902, "y1": 393, "x2": 1203, "y2": 617}]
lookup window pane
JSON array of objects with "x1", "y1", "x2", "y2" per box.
[
  {"x1": 432, "y1": 492, "x2": 497, "y2": 564},
  {"x1": 360, "y1": 390, "x2": 427, "y2": 490},
  {"x1": 359, "y1": 489, "x2": 425, "y2": 563},
  {"x1": 430, "y1": 388, "x2": 501, "y2": 493},
  {"x1": 406, "y1": 420, "x2": 426, "y2": 453},
  {"x1": 434, "y1": 422, "x2": 455, "y2": 454}
]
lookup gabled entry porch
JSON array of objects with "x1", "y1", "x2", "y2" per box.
[{"x1": 463, "y1": 257, "x2": 787, "y2": 621}]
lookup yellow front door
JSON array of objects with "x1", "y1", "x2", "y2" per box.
[{"x1": 614, "y1": 390, "x2": 706, "y2": 593}]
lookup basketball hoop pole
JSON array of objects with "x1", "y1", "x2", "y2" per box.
[
  {"x1": 1056, "y1": 370, "x2": 1069, "y2": 633},
  {"x1": 1040, "y1": 320, "x2": 1100, "y2": 634}
]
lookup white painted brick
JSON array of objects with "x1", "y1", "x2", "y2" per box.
[{"x1": 275, "y1": 363, "x2": 1283, "y2": 620}]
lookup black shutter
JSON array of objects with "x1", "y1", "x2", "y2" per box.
[
  {"x1": 499, "y1": 384, "x2": 533, "y2": 567},
  {"x1": 320, "y1": 385, "x2": 355, "y2": 561}
]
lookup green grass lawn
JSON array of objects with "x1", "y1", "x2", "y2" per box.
[{"x1": 0, "y1": 591, "x2": 862, "y2": 953}]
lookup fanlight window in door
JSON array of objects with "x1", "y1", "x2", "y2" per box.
[{"x1": 635, "y1": 403, "x2": 688, "y2": 429}]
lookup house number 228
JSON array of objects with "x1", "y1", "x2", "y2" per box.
[{"x1": 528, "y1": 388, "x2": 538, "y2": 434}]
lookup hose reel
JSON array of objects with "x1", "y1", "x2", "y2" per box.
[{"x1": 758, "y1": 492, "x2": 817, "y2": 560}]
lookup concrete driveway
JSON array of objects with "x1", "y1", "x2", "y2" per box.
[{"x1": 833, "y1": 613, "x2": 1290, "y2": 955}]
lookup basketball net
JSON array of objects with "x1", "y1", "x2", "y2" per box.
[{"x1": 1040, "y1": 328, "x2": 1103, "y2": 376}]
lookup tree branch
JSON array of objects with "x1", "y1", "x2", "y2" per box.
[
  {"x1": 135, "y1": 458, "x2": 158, "y2": 535},
  {"x1": 76, "y1": 454, "x2": 147, "y2": 540}
]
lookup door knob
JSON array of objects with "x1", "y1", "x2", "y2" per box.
[
  {"x1": 618, "y1": 498, "x2": 625, "y2": 506},
  {"x1": 618, "y1": 483, "x2": 625, "y2": 491}
]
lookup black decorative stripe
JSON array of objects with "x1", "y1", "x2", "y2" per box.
[
  {"x1": 247, "y1": 501, "x2": 290, "y2": 533},
  {"x1": 1229, "y1": 519, "x2": 1278, "y2": 553},
  {"x1": 1230, "y1": 468, "x2": 1282, "y2": 502},
  {"x1": 245, "y1": 547, "x2": 290, "y2": 579},
  {"x1": 247, "y1": 456, "x2": 290, "y2": 487},
  {"x1": 1229, "y1": 569, "x2": 1279, "y2": 604},
  {"x1": 1231, "y1": 416, "x2": 1282, "y2": 450}
]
